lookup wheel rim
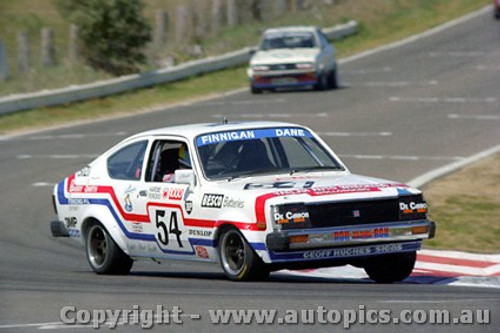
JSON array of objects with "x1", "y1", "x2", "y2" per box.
[
  {"x1": 221, "y1": 230, "x2": 245, "y2": 275},
  {"x1": 88, "y1": 225, "x2": 107, "y2": 268}
]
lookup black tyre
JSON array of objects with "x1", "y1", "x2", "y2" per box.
[
  {"x1": 85, "y1": 223, "x2": 133, "y2": 275},
  {"x1": 364, "y1": 251, "x2": 416, "y2": 283},
  {"x1": 251, "y1": 85, "x2": 263, "y2": 94},
  {"x1": 218, "y1": 228, "x2": 269, "y2": 281},
  {"x1": 314, "y1": 72, "x2": 328, "y2": 91},
  {"x1": 328, "y1": 69, "x2": 338, "y2": 89}
]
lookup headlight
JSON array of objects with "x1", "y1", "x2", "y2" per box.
[
  {"x1": 399, "y1": 195, "x2": 428, "y2": 220},
  {"x1": 253, "y1": 65, "x2": 270, "y2": 71},
  {"x1": 296, "y1": 63, "x2": 314, "y2": 70},
  {"x1": 274, "y1": 203, "x2": 311, "y2": 230}
]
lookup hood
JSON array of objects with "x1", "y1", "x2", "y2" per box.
[
  {"x1": 207, "y1": 172, "x2": 420, "y2": 203},
  {"x1": 250, "y1": 48, "x2": 319, "y2": 66}
]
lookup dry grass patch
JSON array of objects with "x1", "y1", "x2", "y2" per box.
[{"x1": 423, "y1": 154, "x2": 500, "y2": 253}]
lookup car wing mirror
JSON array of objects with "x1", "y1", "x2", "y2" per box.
[{"x1": 175, "y1": 169, "x2": 196, "y2": 187}]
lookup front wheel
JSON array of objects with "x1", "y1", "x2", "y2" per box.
[
  {"x1": 364, "y1": 251, "x2": 416, "y2": 283},
  {"x1": 314, "y1": 72, "x2": 328, "y2": 91},
  {"x1": 250, "y1": 84, "x2": 263, "y2": 94},
  {"x1": 85, "y1": 223, "x2": 133, "y2": 275},
  {"x1": 218, "y1": 228, "x2": 269, "y2": 281}
]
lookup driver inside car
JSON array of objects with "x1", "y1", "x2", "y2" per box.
[{"x1": 162, "y1": 144, "x2": 191, "y2": 183}]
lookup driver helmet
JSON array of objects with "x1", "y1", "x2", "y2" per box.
[{"x1": 178, "y1": 144, "x2": 191, "y2": 168}]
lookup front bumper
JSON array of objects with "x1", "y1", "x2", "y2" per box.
[
  {"x1": 266, "y1": 220, "x2": 435, "y2": 252},
  {"x1": 51, "y1": 220, "x2": 70, "y2": 237},
  {"x1": 250, "y1": 70, "x2": 318, "y2": 88}
]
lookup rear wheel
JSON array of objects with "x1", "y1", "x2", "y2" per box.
[
  {"x1": 218, "y1": 228, "x2": 269, "y2": 281},
  {"x1": 85, "y1": 223, "x2": 133, "y2": 275},
  {"x1": 328, "y1": 69, "x2": 338, "y2": 89},
  {"x1": 364, "y1": 251, "x2": 416, "y2": 283}
]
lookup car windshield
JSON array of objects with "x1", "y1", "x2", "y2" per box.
[
  {"x1": 260, "y1": 32, "x2": 316, "y2": 50},
  {"x1": 196, "y1": 127, "x2": 344, "y2": 180}
]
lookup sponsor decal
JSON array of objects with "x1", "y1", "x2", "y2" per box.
[
  {"x1": 68, "y1": 198, "x2": 90, "y2": 205},
  {"x1": 68, "y1": 180, "x2": 98, "y2": 193},
  {"x1": 399, "y1": 201, "x2": 427, "y2": 214},
  {"x1": 201, "y1": 194, "x2": 224, "y2": 208},
  {"x1": 195, "y1": 246, "x2": 209, "y2": 259},
  {"x1": 352, "y1": 210, "x2": 360, "y2": 218},
  {"x1": 331, "y1": 227, "x2": 390, "y2": 242},
  {"x1": 275, "y1": 211, "x2": 310, "y2": 224},
  {"x1": 185, "y1": 200, "x2": 193, "y2": 215},
  {"x1": 123, "y1": 185, "x2": 136, "y2": 212},
  {"x1": 223, "y1": 197, "x2": 245, "y2": 208},
  {"x1": 188, "y1": 229, "x2": 212, "y2": 237},
  {"x1": 196, "y1": 127, "x2": 313, "y2": 146},
  {"x1": 245, "y1": 181, "x2": 314, "y2": 190},
  {"x1": 76, "y1": 166, "x2": 91, "y2": 177},
  {"x1": 148, "y1": 186, "x2": 162, "y2": 200},
  {"x1": 164, "y1": 188, "x2": 184, "y2": 201},
  {"x1": 303, "y1": 243, "x2": 404, "y2": 259},
  {"x1": 351, "y1": 227, "x2": 389, "y2": 240},
  {"x1": 275, "y1": 204, "x2": 310, "y2": 227}
]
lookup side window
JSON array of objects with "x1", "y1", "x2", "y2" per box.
[
  {"x1": 145, "y1": 140, "x2": 192, "y2": 182},
  {"x1": 107, "y1": 141, "x2": 148, "y2": 180}
]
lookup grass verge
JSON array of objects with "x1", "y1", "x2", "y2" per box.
[{"x1": 423, "y1": 153, "x2": 500, "y2": 253}]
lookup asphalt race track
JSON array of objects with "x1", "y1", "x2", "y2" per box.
[{"x1": 0, "y1": 7, "x2": 499, "y2": 333}]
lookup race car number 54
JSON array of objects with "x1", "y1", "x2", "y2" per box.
[{"x1": 154, "y1": 209, "x2": 184, "y2": 249}]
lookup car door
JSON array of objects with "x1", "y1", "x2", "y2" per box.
[
  {"x1": 317, "y1": 29, "x2": 335, "y2": 72},
  {"x1": 132, "y1": 138, "x2": 196, "y2": 259},
  {"x1": 104, "y1": 138, "x2": 155, "y2": 252}
]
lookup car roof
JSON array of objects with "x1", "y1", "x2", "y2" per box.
[
  {"x1": 125, "y1": 121, "x2": 307, "y2": 143},
  {"x1": 263, "y1": 26, "x2": 319, "y2": 35}
]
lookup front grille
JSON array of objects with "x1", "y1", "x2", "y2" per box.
[
  {"x1": 268, "y1": 64, "x2": 297, "y2": 70},
  {"x1": 306, "y1": 199, "x2": 400, "y2": 228}
]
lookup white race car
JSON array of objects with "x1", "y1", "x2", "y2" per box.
[
  {"x1": 247, "y1": 26, "x2": 338, "y2": 93},
  {"x1": 51, "y1": 121, "x2": 435, "y2": 283}
]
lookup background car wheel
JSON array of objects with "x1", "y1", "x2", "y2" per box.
[
  {"x1": 218, "y1": 228, "x2": 269, "y2": 281},
  {"x1": 85, "y1": 223, "x2": 133, "y2": 275},
  {"x1": 314, "y1": 72, "x2": 328, "y2": 91},
  {"x1": 251, "y1": 85, "x2": 263, "y2": 94},
  {"x1": 364, "y1": 251, "x2": 416, "y2": 283},
  {"x1": 328, "y1": 69, "x2": 338, "y2": 89}
]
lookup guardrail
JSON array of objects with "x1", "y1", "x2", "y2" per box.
[{"x1": 0, "y1": 21, "x2": 358, "y2": 115}]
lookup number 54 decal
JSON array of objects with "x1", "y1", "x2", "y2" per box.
[{"x1": 153, "y1": 208, "x2": 187, "y2": 252}]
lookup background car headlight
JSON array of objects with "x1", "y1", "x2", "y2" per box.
[
  {"x1": 296, "y1": 63, "x2": 314, "y2": 70},
  {"x1": 253, "y1": 65, "x2": 270, "y2": 71}
]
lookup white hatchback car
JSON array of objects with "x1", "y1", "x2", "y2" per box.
[
  {"x1": 51, "y1": 121, "x2": 435, "y2": 283},
  {"x1": 247, "y1": 26, "x2": 338, "y2": 93}
]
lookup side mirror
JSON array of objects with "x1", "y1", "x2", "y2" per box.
[{"x1": 175, "y1": 169, "x2": 196, "y2": 187}]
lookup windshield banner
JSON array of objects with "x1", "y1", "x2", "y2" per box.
[{"x1": 196, "y1": 128, "x2": 313, "y2": 146}]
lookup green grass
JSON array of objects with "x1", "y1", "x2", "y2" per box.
[
  {"x1": 0, "y1": 0, "x2": 491, "y2": 134},
  {"x1": 0, "y1": 66, "x2": 247, "y2": 133},
  {"x1": 423, "y1": 154, "x2": 500, "y2": 253},
  {"x1": 426, "y1": 196, "x2": 500, "y2": 253}
]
